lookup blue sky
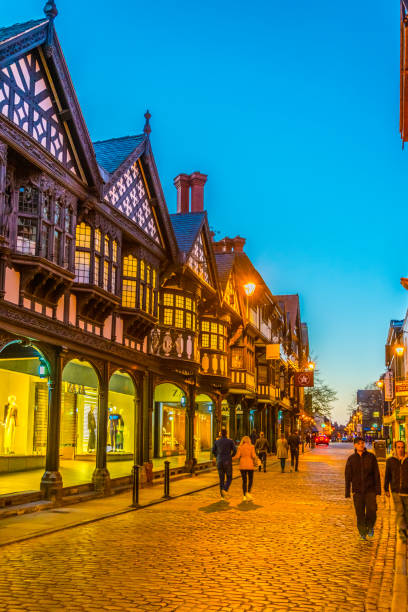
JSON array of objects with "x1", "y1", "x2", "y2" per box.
[{"x1": 4, "y1": 1, "x2": 406, "y2": 423}]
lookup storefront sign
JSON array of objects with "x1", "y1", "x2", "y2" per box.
[
  {"x1": 395, "y1": 380, "x2": 408, "y2": 397},
  {"x1": 294, "y1": 371, "x2": 314, "y2": 387},
  {"x1": 384, "y1": 371, "x2": 394, "y2": 401},
  {"x1": 66, "y1": 382, "x2": 86, "y2": 395},
  {"x1": 266, "y1": 344, "x2": 280, "y2": 360}
]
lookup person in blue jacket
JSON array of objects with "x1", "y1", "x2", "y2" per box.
[{"x1": 212, "y1": 428, "x2": 236, "y2": 499}]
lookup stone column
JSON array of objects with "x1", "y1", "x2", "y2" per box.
[
  {"x1": 41, "y1": 347, "x2": 64, "y2": 501},
  {"x1": 134, "y1": 374, "x2": 144, "y2": 467},
  {"x1": 92, "y1": 362, "x2": 110, "y2": 494},
  {"x1": 215, "y1": 394, "x2": 222, "y2": 436},
  {"x1": 185, "y1": 385, "x2": 196, "y2": 471}
]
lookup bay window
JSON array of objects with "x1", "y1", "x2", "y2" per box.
[
  {"x1": 74, "y1": 223, "x2": 118, "y2": 294},
  {"x1": 160, "y1": 292, "x2": 196, "y2": 330},
  {"x1": 122, "y1": 255, "x2": 158, "y2": 316}
]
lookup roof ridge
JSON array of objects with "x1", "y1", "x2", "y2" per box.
[{"x1": 93, "y1": 134, "x2": 144, "y2": 145}]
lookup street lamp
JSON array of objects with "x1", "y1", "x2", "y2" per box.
[
  {"x1": 243, "y1": 282, "x2": 256, "y2": 322},
  {"x1": 307, "y1": 361, "x2": 315, "y2": 371},
  {"x1": 395, "y1": 344, "x2": 405, "y2": 357}
]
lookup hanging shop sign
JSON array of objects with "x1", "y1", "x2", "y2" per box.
[
  {"x1": 384, "y1": 370, "x2": 394, "y2": 401},
  {"x1": 266, "y1": 344, "x2": 280, "y2": 360},
  {"x1": 294, "y1": 371, "x2": 314, "y2": 387},
  {"x1": 395, "y1": 380, "x2": 408, "y2": 397}
]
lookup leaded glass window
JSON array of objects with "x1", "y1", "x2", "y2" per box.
[
  {"x1": 160, "y1": 292, "x2": 196, "y2": 330},
  {"x1": 200, "y1": 319, "x2": 227, "y2": 353}
]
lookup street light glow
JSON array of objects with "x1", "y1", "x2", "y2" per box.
[
  {"x1": 395, "y1": 344, "x2": 405, "y2": 356},
  {"x1": 243, "y1": 282, "x2": 256, "y2": 297},
  {"x1": 308, "y1": 361, "x2": 315, "y2": 370}
]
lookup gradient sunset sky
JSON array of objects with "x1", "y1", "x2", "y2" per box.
[{"x1": 3, "y1": 0, "x2": 405, "y2": 423}]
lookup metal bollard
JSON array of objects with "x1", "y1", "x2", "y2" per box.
[
  {"x1": 131, "y1": 464, "x2": 140, "y2": 507},
  {"x1": 163, "y1": 460, "x2": 171, "y2": 498}
]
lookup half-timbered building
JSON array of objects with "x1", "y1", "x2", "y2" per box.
[{"x1": 0, "y1": 3, "x2": 311, "y2": 511}]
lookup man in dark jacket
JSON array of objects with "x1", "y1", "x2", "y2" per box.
[
  {"x1": 345, "y1": 437, "x2": 381, "y2": 540},
  {"x1": 287, "y1": 430, "x2": 301, "y2": 472},
  {"x1": 212, "y1": 428, "x2": 236, "y2": 499},
  {"x1": 255, "y1": 431, "x2": 270, "y2": 472},
  {"x1": 384, "y1": 440, "x2": 408, "y2": 541}
]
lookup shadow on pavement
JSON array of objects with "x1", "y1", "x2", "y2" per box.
[
  {"x1": 235, "y1": 501, "x2": 263, "y2": 511},
  {"x1": 198, "y1": 500, "x2": 233, "y2": 513}
]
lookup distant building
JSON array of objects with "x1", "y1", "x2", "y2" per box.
[{"x1": 356, "y1": 390, "x2": 382, "y2": 439}]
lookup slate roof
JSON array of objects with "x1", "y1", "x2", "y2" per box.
[
  {"x1": 169, "y1": 212, "x2": 205, "y2": 254},
  {"x1": 93, "y1": 135, "x2": 146, "y2": 174},
  {"x1": 215, "y1": 253, "x2": 236, "y2": 289},
  {"x1": 275, "y1": 294, "x2": 300, "y2": 332},
  {"x1": 0, "y1": 19, "x2": 48, "y2": 45}
]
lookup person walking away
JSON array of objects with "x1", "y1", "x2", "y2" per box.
[
  {"x1": 287, "y1": 430, "x2": 301, "y2": 472},
  {"x1": 384, "y1": 440, "x2": 408, "y2": 542},
  {"x1": 250, "y1": 429, "x2": 258, "y2": 445},
  {"x1": 305, "y1": 433, "x2": 311, "y2": 448},
  {"x1": 277, "y1": 433, "x2": 289, "y2": 473},
  {"x1": 212, "y1": 427, "x2": 236, "y2": 500},
  {"x1": 345, "y1": 437, "x2": 381, "y2": 540},
  {"x1": 235, "y1": 435, "x2": 257, "y2": 501},
  {"x1": 255, "y1": 431, "x2": 270, "y2": 472}
]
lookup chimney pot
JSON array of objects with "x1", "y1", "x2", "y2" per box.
[
  {"x1": 190, "y1": 171, "x2": 207, "y2": 212},
  {"x1": 173, "y1": 174, "x2": 190, "y2": 214},
  {"x1": 232, "y1": 236, "x2": 246, "y2": 253}
]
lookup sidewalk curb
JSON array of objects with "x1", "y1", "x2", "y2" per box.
[{"x1": 391, "y1": 537, "x2": 407, "y2": 612}]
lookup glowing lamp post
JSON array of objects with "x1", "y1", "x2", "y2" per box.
[{"x1": 243, "y1": 282, "x2": 256, "y2": 321}]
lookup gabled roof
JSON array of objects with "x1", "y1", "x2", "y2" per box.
[
  {"x1": 275, "y1": 294, "x2": 300, "y2": 332},
  {"x1": 215, "y1": 253, "x2": 236, "y2": 290},
  {"x1": 93, "y1": 135, "x2": 146, "y2": 175},
  {"x1": 169, "y1": 212, "x2": 206, "y2": 255},
  {"x1": 0, "y1": 19, "x2": 47, "y2": 45}
]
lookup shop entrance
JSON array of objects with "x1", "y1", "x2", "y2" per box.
[
  {"x1": 195, "y1": 394, "x2": 214, "y2": 455},
  {"x1": 106, "y1": 371, "x2": 137, "y2": 479},
  {"x1": 60, "y1": 359, "x2": 99, "y2": 485},
  {"x1": 153, "y1": 383, "x2": 186, "y2": 458},
  {"x1": 0, "y1": 342, "x2": 50, "y2": 486}
]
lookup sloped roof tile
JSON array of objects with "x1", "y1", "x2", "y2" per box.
[
  {"x1": 170, "y1": 212, "x2": 205, "y2": 254},
  {"x1": 93, "y1": 134, "x2": 145, "y2": 174},
  {"x1": 0, "y1": 19, "x2": 47, "y2": 45}
]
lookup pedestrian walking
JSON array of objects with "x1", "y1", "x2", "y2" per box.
[
  {"x1": 212, "y1": 427, "x2": 236, "y2": 500},
  {"x1": 287, "y1": 430, "x2": 301, "y2": 472},
  {"x1": 235, "y1": 435, "x2": 257, "y2": 501},
  {"x1": 250, "y1": 429, "x2": 259, "y2": 445},
  {"x1": 276, "y1": 433, "x2": 289, "y2": 473},
  {"x1": 384, "y1": 440, "x2": 408, "y2": 542},
  {"x1": 345, "y1": 436, "x2": 381, "y2": 540},
  {"x1": 255, "y1": 431, "x2": 270, "y2": 472},
  {"x1": 305, "y1": 433, "x2": 311, "y2": 448}
]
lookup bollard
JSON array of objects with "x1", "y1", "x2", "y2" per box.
[
  {"x1": 163, "y1": 460, "x2": 171, "y2": 498},
  {"x1": 131, "y1": 464, "x2": 140, "y2": 507}
]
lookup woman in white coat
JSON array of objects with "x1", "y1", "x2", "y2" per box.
[{"x1": 276, "y1": 433, "x2": 289, "y2": 473}]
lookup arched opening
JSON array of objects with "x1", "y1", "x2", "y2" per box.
[
  {"x1": 195, "y1": 394, "x2": 214, "y2": 457},
  {"x1": 106, "y1": 371, "x2": 137, "y2": 479},
  {"x1": 0, "y1": 342, "x2": 50, "y2": 492},
  {"x1": 60, "y1": 359, "x2": 99, "y2": 486},
  {"x1": 153, "y1": 383, "x2": 186, "y2": 459}
]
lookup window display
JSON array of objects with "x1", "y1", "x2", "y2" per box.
[
  {"x1": 161, "y1": 405, "x2": 186, "y2": 456},
  {"x1": 194, "y1": 402, "x2": 213, "y2": 453},
  {"x1": 107, "y1": 372, "x2": 135, "y2": 459},
  {"x1": 0, "y1": 346, "x2": 49, "y2": 460}
]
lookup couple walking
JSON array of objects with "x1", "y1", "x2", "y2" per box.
[
  {"x1": 276, "y1": 430, "x2": 301, "y2": 473},
  {"x1": 213, "y1": 429, "x2": 269, "y2": 501},
  {"x1": 346, "y1": 437, "x2": 408, "y2": 542}
]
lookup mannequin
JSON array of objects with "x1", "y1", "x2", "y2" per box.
[
  {"x1": 4, "y1": 395, "x2": 17, "y2": 454},
  {"x1": 87, "y1": 406, "x2": 96, "y2": 452},
  {"x1": 108, "y1": 406, "x2": 119, "y2": 451}
]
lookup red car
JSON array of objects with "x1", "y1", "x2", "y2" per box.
[{"x1": 315, "y1": 434, "x2": 329, "y2": 446}]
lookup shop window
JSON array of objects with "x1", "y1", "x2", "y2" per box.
[
  {"x1": 16, "y1": 185, "x2": 74, "y2": 268},
  {"x1": 160, "y1": 292, "x2": 196, "y2": 330}
]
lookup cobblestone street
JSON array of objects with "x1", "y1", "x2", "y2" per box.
[{"x1": 0, "y1": 445, "x2": 395, "y2": 612}]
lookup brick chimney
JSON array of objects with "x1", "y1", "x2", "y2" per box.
[
  {"x1": 190, "y1": 171, "x2": 207, "y2": 213},
  {"x1": 231, "y1": 236, "x2": 246, "y2": 252},
  {"x1": 173, "y1": 174, "x2": 190, "y2": 214}
]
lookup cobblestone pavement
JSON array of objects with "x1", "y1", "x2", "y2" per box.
[{"x1": 0, "y1": 445, "x2": 395, "y2": 612}]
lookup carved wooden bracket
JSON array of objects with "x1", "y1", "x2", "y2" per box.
[
  {"x1": 71, "y1": 284, "x2": 120, "y2": 324},
  {"x1": 12, "y1": 255, "x2": 74, "y2": 306}
]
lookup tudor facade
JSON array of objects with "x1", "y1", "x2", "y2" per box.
[{"x1": 0, "y1": 3, "x2": 311, "y2": 504}]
